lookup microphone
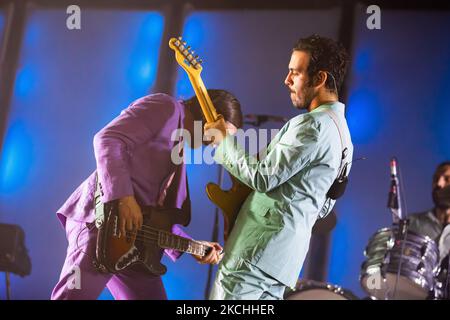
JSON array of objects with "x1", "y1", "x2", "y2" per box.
[
  {"x1": 387, "y1": 157, "x2": 404, "y2": 221},
  {"x1": 244, "y1": 114, "x2": 288, "y2": 127}
]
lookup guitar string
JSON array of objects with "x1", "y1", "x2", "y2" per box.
[
  {"x1": 75, "y1": 220, "x2": 206, "y2": 256},
  {"x1": 127, "y1": 234, "x2": 206, "y2": 256},
  {"x1": 125, "y1": 230, "x2": 207, "y2": 255},
  {"x1": 75, "y1": 224, "x2": 206, "y2": 262},
  {"x1": 119, "y1": 227, "x2": 208, "y2": 254},
  {"x1": 129, "y1": 224, "x2": 208, "y2": 250}
]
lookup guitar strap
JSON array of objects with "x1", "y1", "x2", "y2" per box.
[
  {"x1": 93, "y1": 173, "x2": 107, "y2": 229},
  {"x1": 316, "y1": 108, "x2": 351, "y2": 218},
  {"x1": 323, "y1": 108, "x2": 350, "y2": 174}
]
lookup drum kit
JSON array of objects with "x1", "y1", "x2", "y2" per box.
[
  {"x1": 285, "y1": 224, "x2": 449, "y2": 300},
  {"x1": 286, "y1": 158, "x2": 450, "y2": 300}
]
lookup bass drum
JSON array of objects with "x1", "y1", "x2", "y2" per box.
[{"x1": 285, "y1": 279, "x2": 359, "y2": 300}]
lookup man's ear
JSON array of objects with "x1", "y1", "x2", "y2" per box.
[
  {"x1": 316, "y1": 71, "x2": 327, "y2": 88},
  {"x1": 313, "y1": 71, "x2": 328, "y2": 88}
]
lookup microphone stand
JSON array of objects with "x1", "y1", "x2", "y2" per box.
[
  {"x1": 387, "y1": 157, "x2": 408, "y2": 299},
  {"x1": 204, "y1": 164, "x2": 225, "y2": 300},
  {"x1": 5, "y1": 271, "x2": 11, "y2": 300}
]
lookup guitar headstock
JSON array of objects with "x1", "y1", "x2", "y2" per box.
[{"x1": 169, "y1": 37, "x2": 203, "y2": 77}]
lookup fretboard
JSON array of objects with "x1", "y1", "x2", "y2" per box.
[
  {"x1": 157, "y1": 230, "x2": 209, "y2": 257},
  {"x1": 189, "y1": 75, "x2": 219, "y2": 123}
]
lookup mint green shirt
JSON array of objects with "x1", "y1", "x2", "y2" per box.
[{"x1": 213, "y1": 102, "x2": 353, "y2": 287}]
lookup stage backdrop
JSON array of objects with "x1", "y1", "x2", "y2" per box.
[{"x1": 0, "y1": 5, "x2": 449, "y2": 299}]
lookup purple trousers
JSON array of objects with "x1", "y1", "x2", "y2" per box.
[{"x1": 51, "y1": 219, "x2": 167, "y2": 300}]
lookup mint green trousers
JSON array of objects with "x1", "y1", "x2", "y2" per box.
[{"x1": 209, "y1": 254, "x2": 286, "y2": 300}]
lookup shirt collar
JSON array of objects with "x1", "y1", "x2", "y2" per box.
[{"x1": 310, "y1": 101, "x2": 346, "y2": 114}]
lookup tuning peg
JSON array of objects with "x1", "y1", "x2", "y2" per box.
[
  {"x1": 187, "y1": 46, "x2": 191, "y2": 51},
  {"x1": 198, "y1": 59, "x2": 203, "y2": 64},
  {"x1": 182, "y1": 41, "x2": 187, "y2": 46},
  {"x1": 178, "y1": 36, "x2": 182, "y2": 41}
]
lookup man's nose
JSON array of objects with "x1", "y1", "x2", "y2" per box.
[
  {"x1": 437, "y1": 176, "x2": 446, "y2": 188},
  {"x1": 284, "y1": 73, "x2": 292, "y2": 87}
]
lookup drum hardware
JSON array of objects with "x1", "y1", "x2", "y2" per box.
[
  {"x1": 0, "y1": 224, "x2": 32, "y2": 300},
  {"x1": 360, "y1": 226, "x2": 440, "y2": 300},
  {"x1": 285, "y1": 279, "x2": 358, "y2": 300}
]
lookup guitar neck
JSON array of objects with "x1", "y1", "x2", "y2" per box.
[
  {"x1": 187, "y1": 73, "x2": 220, "y2": 124},
  {"x1": 157, "y1": 230, "x2": 209, "y2": 257}
]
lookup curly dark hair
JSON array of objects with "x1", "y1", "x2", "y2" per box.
[{"x1": 293, "y1": 34, "x2": 350, "y2": 94}]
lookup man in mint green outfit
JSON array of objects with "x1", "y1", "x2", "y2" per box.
[{"x1": 205, "y1": 35, "x2": 353, "y2": 300}]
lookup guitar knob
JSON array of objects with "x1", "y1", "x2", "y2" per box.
[{"x1": 95, "y1": 219, "x2": 103, "y2": 228}]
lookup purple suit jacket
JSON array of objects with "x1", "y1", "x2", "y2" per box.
[{"x1": 57, "y1": 94, "x2": 190, "y2": 261}]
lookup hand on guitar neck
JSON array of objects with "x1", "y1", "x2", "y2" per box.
[
  {"x1": 192, "y1": 241, "x2": 224, "y2": 265},
  {"x1": 204, "y1": 117, "x2": 238, "y2": 146},
  {"x1": 118, "y1": 196, "x2": 223, "y2": 265}
]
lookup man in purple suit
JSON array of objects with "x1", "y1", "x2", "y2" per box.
[{"x1": 51, "y1": 90, "x2": 243, "y2": 300}]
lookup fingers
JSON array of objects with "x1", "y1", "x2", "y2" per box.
[
  {"x1": 212, "y1": 242, "x2": 223, "y2": 252},
  {"x1": 203, "y1": 122, "x2": 215, "y2": 131},
  {"x1": 138, "y1": 216, "x2": 143, "y2": 229},
  {"x1": 196, "y1": 242, "x2": 224, "y2": 265},
  {"x1": 203, "y1": 118, "x2": 237, "y2": 147},
  {"x1": 225, "y1": 122, "x2": 238, "y2": 135},
  {"x1": 119, "y1": 217, "x2": 141, "y2": 239},
  {"x1": 118, "y1": 200, "x2": 143, "y2": 238},
  {"x1": 126, "y1": 218, "x2": 134, "y2": 232},
  {"x1": 135, "y1": 211, "x2": 143, "y2": 230},
  {"x1": 205, "y1": 129, "x2": 226, "y2": 146},
  {"x1": 119, "y1": 215, "x2": 126, "y2": 238}
]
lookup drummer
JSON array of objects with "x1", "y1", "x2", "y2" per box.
[{"x1": 408, "y1": 161, "x2": 450, "y2": 260}]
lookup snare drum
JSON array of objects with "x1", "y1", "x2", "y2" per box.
[
  {"x1": 285, "y1": 279, "x2": 358, "y2": 300},
  {"x1": 360, "y1": 227, "x2": 440, "y2": 300}
]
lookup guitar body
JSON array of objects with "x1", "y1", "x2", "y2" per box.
[
  {"x1": 95, "y1": 202, "x2": 190, "y2": 276},
  {"x1": 206, "y1": 174, "x2": 252, "y2": 240}
]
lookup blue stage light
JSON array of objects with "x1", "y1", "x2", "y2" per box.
[
  {"x1": 0, "y1": 121, "x2": 34, "y2": 193},
  {"x1": 127, "y1": 13, "x2": 164, "y2": 92},
  {"x1": 13, "y1": 65, "x2": 38, "y2": 98},
  {"x1": 346, "y1": 88, "x2": 383, "y2": 145}
]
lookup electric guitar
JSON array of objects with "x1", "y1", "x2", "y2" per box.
[
  {"x1": 95, "y1": 200, "x2": 211, "y2": 275},
  {"x1": 168, "y1": 37, "x2": 252, "y2": 240}
]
